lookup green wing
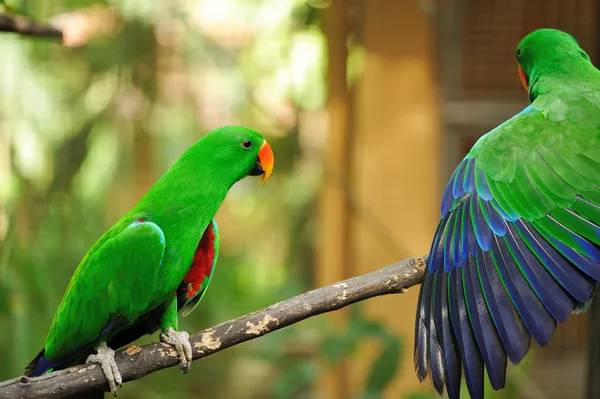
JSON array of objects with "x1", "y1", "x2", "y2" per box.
[
  {"x1": 45, "y1": 218, "x2": 165, "y2": 361},
  {"x1": 415, "y1": 94, "x2": 600, "y2": 398}
]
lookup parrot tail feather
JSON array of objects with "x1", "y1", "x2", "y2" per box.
[
  {"x1": 24, "y1": 344, "x2": 93, "y2": 377},
  {"x1": 24, "y1": 349, "x2": 52, "y2": 377}
]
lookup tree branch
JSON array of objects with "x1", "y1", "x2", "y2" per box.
[
  {"x1": 0, "y1": 14, "x2": 62, "y2": 39},
  {"x1": 0, "y1": 256, "x2": 427, "y2": 399}
]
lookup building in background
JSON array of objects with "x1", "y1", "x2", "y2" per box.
[{"x1": 319, "y1": 1, "x2": 597, "y2": 398}]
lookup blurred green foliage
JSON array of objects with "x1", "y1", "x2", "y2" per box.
[
  {"x1": 0, "y1": 1, "x2": 402, "y2": 398},
  {"x1": 272, "y1": 304, "x2": 402, "y2": 399}
]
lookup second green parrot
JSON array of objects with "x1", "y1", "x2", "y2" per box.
[
  {"x1": 24, "y1": 126, "x2": 274, "y2": 396},
  {"x1": 415, "y1": 29, "x2": 600, "y2": 398}
]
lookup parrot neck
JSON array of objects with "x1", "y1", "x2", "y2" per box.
[
  {"x1": 527, "y1": 59, "x2": 600, "y2": 102},
  {"x1": 133, "y1": 158, "x2": 239, "y2": 244}
]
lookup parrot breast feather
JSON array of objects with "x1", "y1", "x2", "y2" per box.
[
  {"x1": 178, "y1": 219, "x2": 219, "y2": 317},
  {"x1": 415, "y1": 103, "x2": 600, "y2": 399}
]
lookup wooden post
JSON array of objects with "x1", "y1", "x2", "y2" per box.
[
  {"x1": 349, "y1": 0, "x2": 439, "y2": 395},
  {"x1": 317, "y1": 0, "x2": 440, "y2": 396},
  {"x1": 317, "y1": 1, "x2": 352, "y2": 398}
]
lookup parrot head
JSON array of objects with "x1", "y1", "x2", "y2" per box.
[
  {"x1": 196, "y1": 126, "x2": 274, "y2": 185},
  {"x1": 515, "y1": 28, "x2": 592, "y2": 93}
]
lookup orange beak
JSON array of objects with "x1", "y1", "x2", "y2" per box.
[
  {"x1": 257, "y1": 139, "x2": 274, "y2": 184},
  {"x1": 518, "y1": 65, "x2": 529, "y2": 92}
]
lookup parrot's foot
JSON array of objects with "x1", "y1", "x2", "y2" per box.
[
  {"x1": 160, "y1": 327, "x2": 192, "y2": 373},
  {"x1": 86, "y1": 342, "x2": 122, "y2": 396}
]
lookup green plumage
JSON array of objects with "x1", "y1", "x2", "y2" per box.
[
  {"x1": 415, "y1": 29, "x2": 600, "y2": 399},
  {"x1": 27, "y1": 126, "x2": 271, "y2": 377}
]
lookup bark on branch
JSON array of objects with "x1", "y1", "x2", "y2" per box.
[
  {"x1": 0, "y1": 256, "x2": 427, "y2": 399},
  {"x1": 0, "y1": 14, "x2": 62, "y2": 39}
]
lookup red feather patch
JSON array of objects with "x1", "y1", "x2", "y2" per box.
[{"x1": 183, "y1": 223, "x2": 216, "y2": 301}]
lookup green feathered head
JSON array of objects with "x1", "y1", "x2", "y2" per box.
[
  {"x1": 177, "y1": 125, "x2": 274, "y2": 185},
  {"x1": 515, "y1": 28, "x2": 592, "y2": 92}
]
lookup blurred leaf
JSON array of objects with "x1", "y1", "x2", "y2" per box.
[
  {"x1": 363, "y1": 337, "x2": 402, "y2": 396},
  {"x1": 0, "y1": 0, "x2": 28, "y2": 17},
  {"x1": 290, "y1": 2, "x2": 323, "y2": 28},
  {"x1": 404, "y1": 393, "x2": 438, "y2": 399},
  {"x1": 360, "y1": 319, "x2": 389, "y2": 339},
  {"x1": 319, "y1": 305, "x2": 404, "y2": 399},
  {"x1": 271, "y1": 361, "x2": 317, "y2": 399},
  {"x1": 322, "y1": 333, "x2": 357, "y2": 364}
]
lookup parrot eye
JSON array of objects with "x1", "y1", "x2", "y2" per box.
[
  {"x1": 516, "y1": 47, "x2": 522, "y2": 57},
  {"x1": 241, "y1": 140, "x2": 252, "y2": 149}
]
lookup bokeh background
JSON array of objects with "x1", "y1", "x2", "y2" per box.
[{"x1": 0, "y1": 0, "x2": 597, "y2": 398}]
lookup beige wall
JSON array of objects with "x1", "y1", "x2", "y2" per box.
[{"x1": 318, "y1": 0, "x2": 440, "y2": 397}]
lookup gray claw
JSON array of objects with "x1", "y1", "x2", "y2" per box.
[
  {"x1": 86, "y1": 342, "x2": 122, "y2": 396},
  {"x1": 160, "y1": 327, "x2": 193, "y2": 372}
]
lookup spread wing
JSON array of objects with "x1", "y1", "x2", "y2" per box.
[
  {"x1": 414, "y1": 102, "x2": 600, "y2": 398},
  {"x1": 44, "y1": 219, "x2": 165, "y2": 362}
]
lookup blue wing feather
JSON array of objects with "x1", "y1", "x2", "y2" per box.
[
  {"x1": 442, "y1": 168, "x2": 460, "y2": 217},
  {"x1": 474, "y1": 164, "x2": 493, "y2": 201},
  {"x1": 463, "y1": 255, "x2": 506, "y2": 390},
  {"x1": 452, "y1": 160, "x2": 467, "y2": 199},
  {"x1": 514, "y1": 219, "x2": 593, "y2": 302},
  {"x1": 428, "y1": 273, "x2": 446, "y2": 393},
  {"x1": 491, "y1": 235, "x2": 556, "y2": 345},
  {"x1": 453, "y1": 204, "x2": 465, "y2": 266},
  {"x1": 472, "y1": 195, "x2": 493, "y2": 250},
  {"x1": 476, "y1": 245, "x2": 530, "y2": 364},
  {"x1": 480, "y1": 198, "x2": 507, "y2": 236},
  {"x1": 448, "y1": 268, "x2": 484, "y2": 399},
  {"x1": 463, "y1": 158, "x2": 476, "y2": 193},
  {"x1": 433, "y1": 269, "x2": 461, "y2": 398},
  {"x1": 503, "y1": 223, "x2": 573, "y2": 322},
  {"x1": 444, "y1": 212, "x2": 458, "y2": 272},
  {"x1": 415, "y1": 268, "x2": 432, "y2": 380},
  {"x1": 415, "y1": 150, "x2": 600, "y2": 399}
]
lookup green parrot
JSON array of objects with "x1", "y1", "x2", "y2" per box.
[
  {"x1": 24, "y1": 126, "x2": 274, "y2": 395},
  {"x1": 414, "y1": 29, "x2": 600, "y2": 398}
]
